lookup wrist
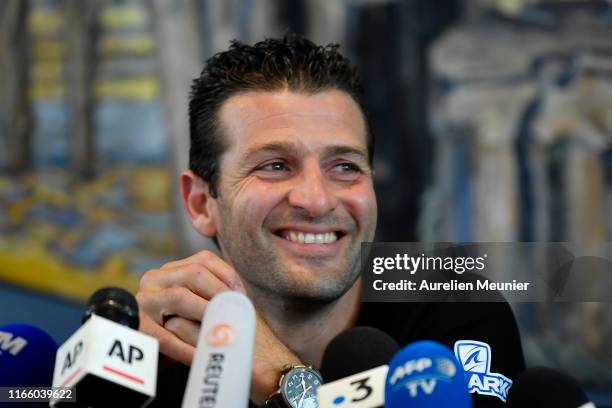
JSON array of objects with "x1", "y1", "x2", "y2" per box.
[
  {"x1": 262, "y1": 364, "x2": 323, "y2": 408},
  {"x1": 251, "y1": 357, "x2": 302, "y2": 405}
]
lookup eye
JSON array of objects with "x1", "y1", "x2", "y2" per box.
[
  {"x1": 330, "y1": 161, "x2": 363, "y2": 181},
  {"x1": 259, "y1": 161, "x2": 288, "y2": 172},
  {"x1": 335, "y1": 162, "x2": 361, "y2": 173},
  {"x1": 334, "y1": 162, "x2": 361, "y2": 174}
]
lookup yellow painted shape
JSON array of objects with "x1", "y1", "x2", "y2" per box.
[
  {"x1": 95, "y1": 77, "x2": 160, "y2": 101},
  {"x1": 100, "y1": 6, "x2": 148, "y2": 30},
  {"x1": 100, "y1": 35, "x2": 155, "y2": 55},
  {"x1": 28, "y1": 9, "x2": 65, "y2": 35},
  {"x1": 0, "y1": 241, "x2": 139, "y2": 302},
  {"x1": 31, "y1": 39, "x2": 68, "y2": 60}
]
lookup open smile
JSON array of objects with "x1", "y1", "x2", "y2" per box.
[
  {"x1": 271, "y1": 228, "x2": 349, "y2": 255},
  {"x1": 273, "y1": 228, "x2": 347, "y2": 244}
]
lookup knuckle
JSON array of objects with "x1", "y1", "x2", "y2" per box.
[
  {"x1": 135, "y1": 290, "x2": 153, "y2": 308},
  {"x1": 196, "y1": 250, "x2": 215, "y2": 262},
  {"x1": 139, "y1": 269, "x2": 159, "y2": 289},
  {"x1": 134, "y1": 291, "x2": 145, "y2": 304}
]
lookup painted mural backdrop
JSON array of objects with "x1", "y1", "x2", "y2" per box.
[{"x1": 0, "y1": 0, "x2": 179, "y2": 301}]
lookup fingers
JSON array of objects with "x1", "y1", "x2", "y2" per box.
[
  {"x1": 160, "y1": 250, "x2": 245, "y2": 293},
  {"x1": 140, "y1": 264, "x2": 230, "y2": 308},
  {"x1": 139, "y1": 311, "x2": 195, "y2": 366},
  {"x1": 136, "y1": 250, "x2": 245, "y2": 366},
  {"x1": 136, "y1": 287, "x2": 209, "y2": 325},
  {"x1": 163, "y1": 316, "x2": 201, "y2": 348}
]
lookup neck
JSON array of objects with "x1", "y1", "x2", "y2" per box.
[{"x1": 247, "y1": 279, "x2": 362, "y2": 368}]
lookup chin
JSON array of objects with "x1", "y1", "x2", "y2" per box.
[{"x1": 284, "y1": 274, "x2": 358, "y2": 303}]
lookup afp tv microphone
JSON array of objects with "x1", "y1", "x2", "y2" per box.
[
  {"x1": 385, "y1": 340, "x2": 472, "y2": 408},
  {"x1": 50, "y1": 287, "x2": 158, "y2": 407}
]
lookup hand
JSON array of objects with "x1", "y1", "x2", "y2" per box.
[
  {"x1": 135, "y1": 250, "x2": 302, "y2": 404},
  {"x1": 136, "y1": 250, "x2": 246, "y2": 366}
]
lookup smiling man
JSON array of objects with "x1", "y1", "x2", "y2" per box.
[{"x1": 137, "y1": 34, "x2": 525, "y2": 408}]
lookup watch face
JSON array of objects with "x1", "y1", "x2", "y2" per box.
[{"x1": 281, "y1": 367, "x2": 323, "y2": 408}]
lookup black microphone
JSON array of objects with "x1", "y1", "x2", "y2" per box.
[
  {"x1": 320, "y1": 326, "x2": 399, "y2": 382},
  {"x1": 507, "y1": 366, "x2": 596, "y2": 408},
  {"x1": 50, "y1": 287, "x2": 158, "y2": 407},
  {"x1": 82, "y1": 287, "x2": 140, "y2": 329},
  {"x1": 317, "y1": 326, "x2": 399, "y2": 408}
]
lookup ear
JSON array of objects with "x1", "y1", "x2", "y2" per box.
[{"x1": 180, "y1": 170, "x2": 218, "y2": 237}]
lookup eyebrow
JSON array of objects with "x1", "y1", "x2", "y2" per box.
[{"x1": 242, "y1": 141, "x2": 369, "y2": 162}]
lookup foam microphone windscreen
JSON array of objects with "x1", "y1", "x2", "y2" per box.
[
  {"x1": 507, "y1": 366, "x2": 595, "y2": 408},
  {"x1": 320, "y1": 326, "x2": 400, "y2": 382},
  {"x1": 385, "y1": 340, "x2": 472, "y2": 408},
  {"x1": 82, "y1": 287, "x2": 139, "y2": 329},
  {"x1": 0, "y1": 323, "x2": 58, "y2": 388}
]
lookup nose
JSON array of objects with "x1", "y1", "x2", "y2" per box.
[{"x1": 287, "y1": 162, "x2": 338, "y2": 218}]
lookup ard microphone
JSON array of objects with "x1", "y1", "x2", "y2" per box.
[
  {"x1": 50, "y1": 287, "x2": 158, "y2": 407},
  {"x1": 507, "y1": 366, "x2": 596, "y2": 408},
  {"x1": 317, "y1": 327, "x2": 399, "y2": 408},
  {"x1": 0, "y1": 323, "x2": 58, "y2": 407},
  {"x1": 385, "y1": 340, "x2": 472, "y2": 408},
  {"x1": 181, "y1": 291, "x2": 255, "y2": 408}
]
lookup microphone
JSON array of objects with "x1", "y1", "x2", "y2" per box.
[
  {"x1": 0, "y1": 323, "x2": 58, "y2": 407},
  {"x1": 50, "y1": 287, "x2": 159, "y2": 407},
  {"x1": 317, "y1": 327, "x2": 399, "y2": 408},
  {"x1": 181, "y1": 290, "x2": 255, "y2": 408},
  {"x1": 0, "y1": 323, "x2": 58, "y2": 387},
  {"x1": 385, "y1": 340, "x2": 472, "y2": 408},
  {"x1": 506, "y1": 366, "x2": 596, "y2": 408}
]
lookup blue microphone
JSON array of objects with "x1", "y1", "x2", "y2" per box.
[
  {"x1": 385, "y1": 340, "x2": 472, "y2": 407},
  {"x1": 0, "y1": 323, "x2": 58, "y2": 387},
  {"x1": 0, "y1": 323, "x2": 58, "y2": 407}
]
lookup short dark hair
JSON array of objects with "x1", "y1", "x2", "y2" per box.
[{"x1": 188, "y1": 33, "x2": 371, "y2": 197}]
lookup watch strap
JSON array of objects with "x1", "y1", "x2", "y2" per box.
[{"x1": 262, "y1": 393, "x2": 286, "y2": 408}]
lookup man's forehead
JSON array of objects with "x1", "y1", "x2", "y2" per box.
[{"x1": 217, "y1": 89, "x2": 368, "y2": 151}]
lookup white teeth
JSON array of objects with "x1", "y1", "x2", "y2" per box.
[{"x1": 284, "y1": 231, "x2": 338, "y2": 244}]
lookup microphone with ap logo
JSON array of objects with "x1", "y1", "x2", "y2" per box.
[
  {"x1": 50, "y1": 287, "x2": 158, "y2": 407},
  {"x1": 181, "y1": 290, "x2": 256, "y2": 408},
  {"x1": 385, "y1": 340, "x2": 472, "y2": 408}
]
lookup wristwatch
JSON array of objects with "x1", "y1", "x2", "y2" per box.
[{"x1": 264, "y1": 364, "x2": 323, "y2": 408}]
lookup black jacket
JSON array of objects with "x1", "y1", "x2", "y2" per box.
[{"x1": 152, "y1": 300, "x2": 524, "y2": 407}]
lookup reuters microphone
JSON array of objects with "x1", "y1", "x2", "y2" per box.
[
  {"x1": 385, "y1": 340, "x2": 472, "y2": 408},
  {"x1": 50, "y1": 287, "x2": 158, "y2": 407},
  {"x1": 317, "y1": 327, "x2": 399, "y2": 408},
  {"x1": 181, "y1": 290, "x2": 256, "y2": 408}
]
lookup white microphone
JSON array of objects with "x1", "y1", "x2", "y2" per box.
[
  {"x1": 50, "y1": 288, "x2": 159, "y2": 407},
  {"x1": 181, "y1": 291, "x2": 256, "y2": 408}
]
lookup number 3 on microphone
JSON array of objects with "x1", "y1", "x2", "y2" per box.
[
  {"x1": 349, "y1": 377, "x2": 374, "y2": 402},
  {"x1": 316, "y1": 365, "x2": 388, "y2": 408}
]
